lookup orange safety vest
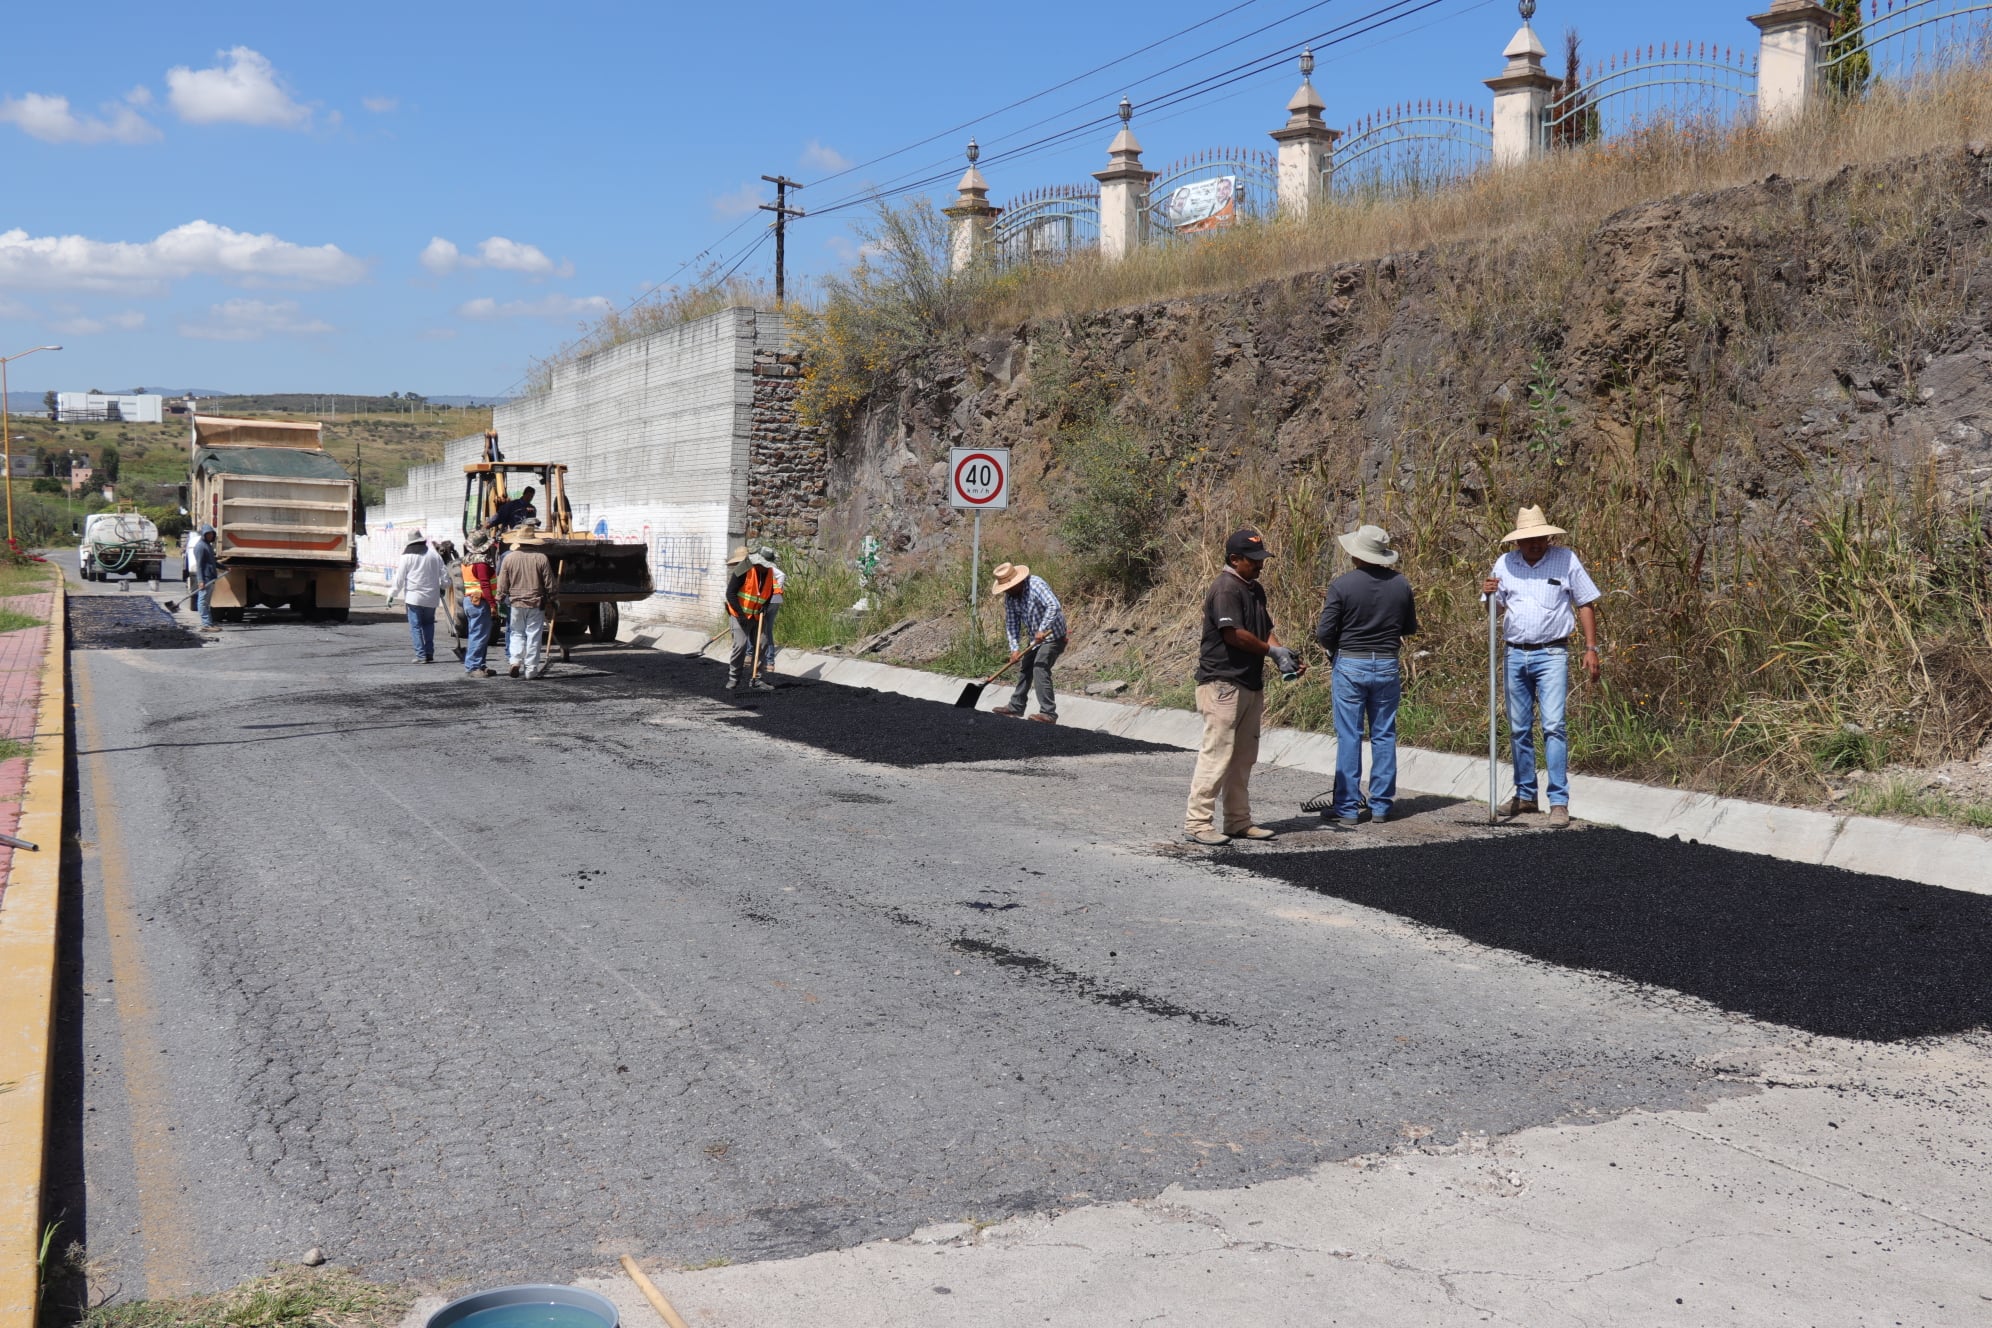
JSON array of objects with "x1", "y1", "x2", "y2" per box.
[
  {"x1": 463, "y1": 560, "x2": 494, "y2": 605},
  {"x1": 730, "y1": 564, "x2": 776, "y2": 618}
]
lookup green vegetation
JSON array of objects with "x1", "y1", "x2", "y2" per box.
[
  {"x1": 75, "y1": 1268, "x2": 411, "y2": 1328},
  {"x1": 1847, "y1": 775, "x2": 1992, "y2": 830},
  {"x1": 0, "y1": 608, "x2": 42, "y2": 633}
]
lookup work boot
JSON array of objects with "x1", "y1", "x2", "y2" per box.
[
  {"x1": 1547, "y1": 805, "x2": 1572, "y2": 828},
  {"x1": 509, "y1": 663, "x2": 522, "y2": 678},
  {"x1": 1027, "y1": 713, "x2": 1056, "y2": 724},
  {"x1": 1184, "y1": 829, "x2": 1231, "y2": 847},
  {"x1": 749, "y1": 679, "x2": 775, "y2": 692},
  {"x1": 1229, "y1": 826, "x2": 1277, "y2": 842},
  {"x1": 1496, "y1": 797, "x2": 1539, "y2": 818},
  {"x1": 991, "y1": 706, "x2": 1022, "y2": 717}
]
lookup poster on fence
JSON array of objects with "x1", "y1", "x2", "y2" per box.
[{"x1": 1159, "y1": 175, "x2": 1239, "y2": 233}]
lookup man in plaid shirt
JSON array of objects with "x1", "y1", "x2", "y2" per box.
[{"x1": 990, "y1": 562, "x2": 1069, "y2": 724}]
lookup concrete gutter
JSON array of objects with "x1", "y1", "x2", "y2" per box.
[
  {"x1": 0, "y1": 591, "x2": 68, "y2": 1328},
  {"x1": 630, "y1": 624, "x2": 1990, "y2": 896}
]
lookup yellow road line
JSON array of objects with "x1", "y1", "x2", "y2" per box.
[
  {"x1": 0, "y1": 590, "x2": 69, "y2": 1328},
  {"x1": 72, "y1": 652, "x2": 199, "y2": 1298}
]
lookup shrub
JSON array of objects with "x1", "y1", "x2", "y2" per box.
[{"x1": 1054, "y1": 418, "x2": 1172, "y2": 594}]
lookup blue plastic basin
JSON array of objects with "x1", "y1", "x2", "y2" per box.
[{"x1": 426, "y1": 1285, "x2": 619, "y2": 1328}]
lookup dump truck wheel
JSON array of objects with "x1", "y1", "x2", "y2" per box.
[
  {"x1": 590, "y1": 601, "x2": 620, "y2": 641},
  {"x1": 324, "y1": 608, "x2": 349, "y2": 623}
]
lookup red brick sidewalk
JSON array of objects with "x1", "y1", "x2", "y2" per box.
[{"x1": 0, "y1": 589, "x2": 54, "y2": 910}]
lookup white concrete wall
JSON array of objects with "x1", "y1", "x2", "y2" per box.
[{"x1": 365, "y1": 306, "x2": 790, "y2": 629}]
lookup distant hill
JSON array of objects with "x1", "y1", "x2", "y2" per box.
[{"x1": 6, "y1": 391, "x2": 505, "y2": 414}]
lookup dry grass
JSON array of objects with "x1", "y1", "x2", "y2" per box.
[
  {"x1": 525, "y1": 278, "x2": 767, "y2": 395},
  {"x1": 69, "y1": 1268, "x2": 411, "y2": 1328},
  {"x1": 974, "y1": 67, "x2": 1992, "y2": 324}
]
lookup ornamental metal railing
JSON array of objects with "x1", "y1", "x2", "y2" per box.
[
  {"x1": 992, "y1": 185, "x2": 1100, "y2": 267},
  {"x1": 1820, "y1": 0, "x2": 1992, "y2": 90},
  {"x1": 1334, "y1": 102, "x2": 1492, "y2": 198},
  {"x1": 1543, "y1": 42, "x2": 1758, "y2": 149},
  {"x1": 1146, "y1": 149, "x2": 1279, "y2": 237}
]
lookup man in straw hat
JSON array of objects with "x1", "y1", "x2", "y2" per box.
[
  {"x1": 1482, "y1": 506, "x2": 1602, "y2": 828},
  {"x1": 989, "y1": 562, "x2": 1068, "y2": 723},
  {"x1": 494, "y1": 522, "x2": 557, "y2": 679},
  {"x1": 1184, "y1": 528, "x2": 1307, "y2": 847},
  {"x1": 724, "y1": 545, "x2": 777, "y2": 693},
  {"x1": 753, "y1": 547, "x2": 786, "y2": 674},
  {"x1": 1311, "y1": 524, "x2": 1419, "y2": 829},
  {"x1": 384, "y1": 531, "x2": 446, "y2": 664}
]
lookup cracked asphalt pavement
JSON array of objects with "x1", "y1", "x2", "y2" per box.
[{"x1": 51, "y1": 574, "x2": 1984, "y2": 1303}]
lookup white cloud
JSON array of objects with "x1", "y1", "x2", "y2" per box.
[
  {"x1": 362, "y1": 95, "x2": 398, "y2": 114},
  {"x1": 178, "y1": 298, "x2": 334, "y2": 341},
  {"x1": 456, "y1": 293, "x2": 611, "y2": 322},
  {"x1": 0, "y1": 220, "x2": 368, "y2": 292},
  {"x1": 421, "y1": 235, "x2": 571, "y2": 278},
  {"x1": 0, "y1": 91, "x2": 159, "y2": 145},
  {"x1": 800, "y1": 139, "x2": 852, "y2": 173},
  {"x1": 166, "y1": 48, "x2": 311, "y2": 129},
  {"x1": 711, "y1": 182, "x2": 764, "y2": 220},
  {"x1": 126, "y1": 85, "x2": 154, "y2": 108},
  {"x1": 50, "y1": 309, "x2": 147, "y2": 335}
]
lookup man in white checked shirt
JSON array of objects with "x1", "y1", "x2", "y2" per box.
[
  {"x1": 989, "y1": 562, "x2": 1069, "y2": 724},
  {"x1": 1482, "y1": 506, "x2": 1602, "y2": 828}
]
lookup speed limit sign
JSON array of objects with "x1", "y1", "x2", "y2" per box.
[{"x1": 950, "y1": 447, "x2": 1009, "y2": 510}]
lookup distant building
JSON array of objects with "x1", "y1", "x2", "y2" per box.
[
  {"x1": 57, "y1": 392, "x2": 163, "y2": 424},
  {"x1": 4, "y1": 455, "x2": 32, "y2": 478},
  {"x1": 66, "y1": 463, "x2": 94, "y2": 493}
]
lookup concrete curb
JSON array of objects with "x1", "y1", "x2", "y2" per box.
[
  {"x1": 0, "y1": 588, "x2": 67, "y2": 1328},
  {"x1": 629, "y1": 623, "x2": 1990, "y2": 896}
]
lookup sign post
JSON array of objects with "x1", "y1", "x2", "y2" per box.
[{"x1": 949, "y1": 448, "x2": 1010, "y2": 613}]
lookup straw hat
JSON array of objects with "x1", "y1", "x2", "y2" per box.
[
  {"x1": 503, "y1": 528, "x2": 547, "y2": 547},
  {"x1": 726, "y1": 545, "x2": 751, "y2": 566},
  {"x1": 1338, "y1": 524, "x2": 1399, "y2": 567},
  {"x1": 402, "y1": 532, "x2": 429, "y2": 552},
  {"x1": 990, "y1": 562, "x2": 1030, "y2": 596},
  {"x1": 1502, "y1": 505, "x2": 1567, "y2": 543}
]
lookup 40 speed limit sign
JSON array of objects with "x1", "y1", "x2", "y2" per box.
[{"x1": 950, "y1": 447, "x2": 1010, "y2": 510}]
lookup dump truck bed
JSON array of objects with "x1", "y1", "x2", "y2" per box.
[{"x1": 192, "y1": 444, "x2": 357, "y2": 567}]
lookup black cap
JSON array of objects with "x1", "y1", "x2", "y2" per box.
[{"x1": 1225, "y1": 528, "x2": 1271, "y2": 560}]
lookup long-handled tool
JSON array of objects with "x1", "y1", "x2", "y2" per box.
[
  {"x1": 750, "y1": 612, "x2": 767, "y2": 686},
  {"x1": 619, "y1": 1256, "x2": 692, "y2": 1328},
  {"x1": 684, "y1": 627, "x2": 727, "y2": 659},
  {"x1": 1487, "y1": 588, "x2": 1500, "y2": 824},
  {"x1": 954, "y1": 631, "x2": 1048, "y2": 709}
]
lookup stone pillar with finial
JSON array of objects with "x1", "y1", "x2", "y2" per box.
[
  {"x1": 1750, "y1": 1, "x2": 1833, "y2": 127},
  {"x1": 943, "y1": 139, "x2": 1000, "y2": 274},
  {"x1": 1270, "y1": 48, "x2": 1339, "y2": 218},
  {"x1": 1093, "y1": 98, "x2": 1156, "y2": 263},
  {"x1": 1485, "y1": 1, "x2": 1559, "y2": 166}
]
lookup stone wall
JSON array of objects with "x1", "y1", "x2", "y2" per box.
[{"x1": 745, "y1": 348, "x2": 826, "y2": 544}]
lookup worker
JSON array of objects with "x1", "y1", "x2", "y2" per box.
[
  {"x1": 1311, "y1": 524, "x2": 1419, "y2": 829},
  {"x1": 487, "y1": 485, "x2": 538, "y2": 531},
  {"x1": 989, "y1": 562, "x2": 1068, "y2": 723},
  {"x1": 494, "y1": 524, "x2": 557, "y2": 679},
  {"x1": 1183, "y1": 528, "x2": 1306, "y2": 846},
  {"x1": 384, "y1": 532, "x2": 446, "y2": 664},
  {"x1": 188, "y1": 524, "x2": 221, "y2": 633},
  {"x1": 724, "y1": 545, "x2": 776, "y2": 693},
  {"x1": 460, "y1": 530, "x2": 499, "y2": 679},
  {"x1": 754, "y1": 547, "x2": 786, "y2": 673}
]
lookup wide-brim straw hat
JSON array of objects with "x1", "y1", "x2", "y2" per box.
[
  {"x1": 990, "y1": 562, "x2": 1030, "y2": 596},
  {"x1": 1338, "y1": 524, "x2": 1400, "y2": 566},
  {"x1": 503, "y1": 530, "x2": 548, "y2": 547},
  {"x1": 402, "y1": 533, "x2": 428, "y2": 552},
  {"x1": 726, "y1": 545, "x2": 751, "y2": 566},
  {"x1": 1502, "y1": 505, "x2": 1568, "y2": 543}
]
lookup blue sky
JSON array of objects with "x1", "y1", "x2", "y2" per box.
[{"x1": 0, "y1": 1, "x2": 1765, "y2": 397}]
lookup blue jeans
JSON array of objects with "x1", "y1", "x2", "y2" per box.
[
  {"x1": 406, "y1": 604, "x2": 437, "y2": 661},
  {"x1": 195, "y1": 579, "x2": 215, "y2": 627},
  {"x1": 1331, "y1": 656, "x2": 1401, "y2": 820},
  {"x1": 463, "y1": 599, "x2": 494, "y2": 672},
  {"x1": 1506, "y1": 646, "x2": 1570, "y2": 807}
]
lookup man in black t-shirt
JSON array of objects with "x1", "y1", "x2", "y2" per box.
[{"x1": 1183, "y1": 528, "x2": 1307, "y2": 846}]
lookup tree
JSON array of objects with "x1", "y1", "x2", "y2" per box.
[
  {"x1": 98, "y1": 445, "x2": 121, "y2": 482},
  {"x1": 1548, "y1": 28, "x2": 1599, "y2": 149},
  {"x1": 1822, "y1": 0, "x2": 1871, "y2": 102},
  {"x1": 41, "y1": 390, "x2": 55, "y2": 417}
]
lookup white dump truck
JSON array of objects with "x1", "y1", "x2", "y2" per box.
[
  {"x1": 77, "y1": 508, "x2": 165, "y2": 582},
  {"x1": 186, "y1": 415, "x2": 359, "y2": 622}
]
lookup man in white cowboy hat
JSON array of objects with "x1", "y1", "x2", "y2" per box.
[
  {"x1": 494, "y1": 522, "x2": 557, "y2": 679},
  {"x1": 1311, "y1": 523, "x2": 1419, "y2": 828},
  {"x1": 384, "y1": 530, "x2": 446, "y2": 664},
  {"x1": 723, "y1": 545, "x2": 777, "y2": 693},
  {"x1": 753, "y1": 547, "x2": 786, "y2": 674},
  {"x1": 1482, "y1": 505, "x2": 1602, "y2": 828},
  {"x1": 989, "y1": 561, "x2": 1068, "y2": 723},
  {"x1": 1184, "y1": 528, "x2": 1307, "y2": 847}
]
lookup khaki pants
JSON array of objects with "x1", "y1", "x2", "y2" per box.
[{"x1": 1184, "y1": 681, "x2": 1265, "y2": 834}]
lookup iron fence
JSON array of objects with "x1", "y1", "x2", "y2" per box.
[
  {"x1": 992, "y1": 185, "x2": 1101, "y2": 267},
  {"x1": 1821, "y1": 0, "x2": 1992, "y2": 89},
  {"x1": 1146, "y1": 149, "x2": 1279, "y2": 236},
  {"x1": 1334, "y1": 102, "x2": 1492, "y2": 198},
  {"x1": 1544, "y1": 42, "x2": 1758, "y2": 148}
]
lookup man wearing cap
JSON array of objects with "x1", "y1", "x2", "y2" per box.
[
  {"x1": 1312, "y1": 524, "x2": 1419, "y2": 829},
  {"x1": 754, "y1": 547, "x2": 786, "y2": 675},
  {"x1": 723, "y1": 545, "x2": 776, "y2": 693},
  {"x1": 990, "y1": 562, "x2": 1068, "y2": 723},
  {"x1": 188, "y1": 523, "x2": 221, "y2": 633},
  {"x1": 1184, "y1": 528, "x2": 1307, "y2": 846},
  {"x1": 1482, "y1": 506, "x2": 1602, "y2": 828},
  {"x1": 494, "y1": 524, "x2": 557, "y2": 679},
  {"x1": 385, "y1": 532, "x2": 446, "y2": 664}
]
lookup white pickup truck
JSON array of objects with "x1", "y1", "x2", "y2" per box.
[{"x1": 78, "y1": 509, "x2": 165, "y2": 582}]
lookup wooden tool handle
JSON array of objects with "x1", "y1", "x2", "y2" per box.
[{"x1": 620, "y1": 1255, "x2": 693, "y2": 1328}]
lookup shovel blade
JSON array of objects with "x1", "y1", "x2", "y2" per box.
[{"x1": 954, "y1": 681, "x2": 985, "y2": 709}]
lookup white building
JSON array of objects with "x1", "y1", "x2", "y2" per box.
[{"x1": 57, "y1": 392, "x2": 164, "y2": 424}]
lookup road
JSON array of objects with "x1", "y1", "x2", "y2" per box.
[{"x1": 48, "y1": 564, "x2": 1990, "y2": 1304}]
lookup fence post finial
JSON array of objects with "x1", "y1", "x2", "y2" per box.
[
  {"x1": 1749, "y1": 2, "x2": 1833, "y2": 127},
  {"x1": 944, "y1": 138, "x2": 999, "y2": 274},
  {"x1": 1271, "y1": 45, "x2": 1338, "y2": 218},
  {"x1": 1095, "y1": 98, "x2": 1155, "y2": 263},
  {"x1": 1485, "y1": 6, "x2": 1557, "y2": 165}
]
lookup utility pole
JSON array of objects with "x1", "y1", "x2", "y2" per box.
[{"x1": 759, "y1": 175, "x2": 805, "y2": 306}]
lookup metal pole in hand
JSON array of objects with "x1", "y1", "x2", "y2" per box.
[
  {"x1": 969, "y1": 510, "x2": 982, "y2": 610},
  {"x1": 1487, "y1": 590, "x2": 1499, "y2": 824}
]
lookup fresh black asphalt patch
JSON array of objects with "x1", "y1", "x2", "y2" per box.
[
  {"x1": 68, "y1": 596, "x2": 202, "y2": 650},
  {"x1": 1232, "y1": 829, "x2": 1992, "y2": 1042}
]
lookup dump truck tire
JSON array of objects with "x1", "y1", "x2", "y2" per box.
[{"x1": 590, "y1": 601, "x2": 620, "y2": 641}]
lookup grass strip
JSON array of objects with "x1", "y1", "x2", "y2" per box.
[{"x1": 78, "y1": 1268, "x2": 413, "y2": 1328}]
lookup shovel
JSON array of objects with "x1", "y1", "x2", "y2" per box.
[
  {"x1": 684, "y1": 628, "x2": 727, "y2": 659},
  {"x1": 954, "y1": 631, "x2": 1048, "y2": 709}
]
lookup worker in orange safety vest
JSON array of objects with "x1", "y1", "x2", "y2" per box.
[{"x1": 724, "y1": 545, "x2": 777, "y2": 693}]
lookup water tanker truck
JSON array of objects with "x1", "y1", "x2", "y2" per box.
[
  {"x1": 78, "y1": 507, "x2": 164, "y2": 582},
  {"x1": 186, "y1": 415, "x2": 359, "y2": 622}
]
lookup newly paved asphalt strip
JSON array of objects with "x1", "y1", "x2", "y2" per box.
[{"x1": 53, "y1": 576, "x2": 1984, "y2": 1300}]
